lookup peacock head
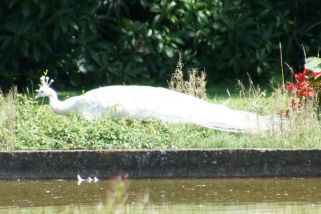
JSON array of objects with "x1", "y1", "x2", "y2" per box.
[{"x1": 35, "y1": 76, "x2": 55, "y2": 99}]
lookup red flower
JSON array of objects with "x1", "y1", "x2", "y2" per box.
[
  {"x1": 294, "y1": 73, "x2": 306, "y2": 81},
  {"x1": 287, "y1": 83, "x2": 296, "y2": 93},
  {"x1": 300, "y1": 88, "x2": 316, "y2": 97},
  {"x1": 313, "y1": 71, "x2": 321, "y2": 80},
  {"x1": 291, "y1": 99, "x2": 301, "y2": 111},
  {"x1": 303, "y1": 69, "x2": 312, "y2": 76},
  {"x1": 288, "y1": 68, "x2": 319, "y2": 109},
  {"x1": 296, "y1": 81, "x2": 310, "y2": 90}
]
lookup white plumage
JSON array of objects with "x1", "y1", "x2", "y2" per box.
[{"x1": 35, "y1": 76, "x2": 282, "y2": 133}]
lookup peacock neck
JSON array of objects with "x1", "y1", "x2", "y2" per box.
[
  {"x1": 47, "y1": 88, "x2": 77, "y2": 115},
  {"x1": 47, "y1": 88, "x2": 58, "y2": 101}
]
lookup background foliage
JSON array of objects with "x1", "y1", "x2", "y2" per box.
[{"x1": 1, "y1": 0, "x2": 321, "y2": 91}]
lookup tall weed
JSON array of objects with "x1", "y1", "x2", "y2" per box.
[
  {"x1": 0, "y1": 88, "x2": 17, "y2": 149},
  {"x1": 168, "y1": 53, "x2": 207, "y2": 99}
]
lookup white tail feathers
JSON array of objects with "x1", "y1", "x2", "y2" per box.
[
  {"x1": 177, "y1": 105, "x2": 287, "y2": 134},
  {"x1": 196, "y1": 115, "x2": 286, "y2": 133}
]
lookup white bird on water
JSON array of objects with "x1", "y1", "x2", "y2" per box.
[
  {"x1": 77, "y1": 174, "x2": 99, "y2": 185},
  {"x1": 35, "y1": 76, "x2": 282, "y2": 133}
]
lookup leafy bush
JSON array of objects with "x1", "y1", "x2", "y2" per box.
[{"x1": 1, "y1": 0, "x2": 321, "y2": 90}]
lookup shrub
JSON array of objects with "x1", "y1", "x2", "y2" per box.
[{"x1": 0, "y1": 0, "x2": 321, "y2": 90}]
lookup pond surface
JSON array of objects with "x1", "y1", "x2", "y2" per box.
[{"x1": 1, "y1": 177, "x2": 321, "y2": 213}]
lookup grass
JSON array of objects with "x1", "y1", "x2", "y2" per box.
[
  {"x1": 168, "y1": 52, "x2": 207, "y2": 99},
  {"x1": 0, "y1": 79, "x2": 321, "y2": 151},
  {"x1": 0, "y1": 87, "x2": 17, "y2": 150}
]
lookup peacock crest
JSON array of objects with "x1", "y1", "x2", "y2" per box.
[
  {"x1": 39, "y1": 71, "x2": 54, "y2": 88},
  {"x1": 35, "y1": 71, "x2": 56, "y2": 99}
]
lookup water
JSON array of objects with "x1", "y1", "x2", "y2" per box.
[{"x1": 1, "y1": 178, "x2": 321, "y2": 213}]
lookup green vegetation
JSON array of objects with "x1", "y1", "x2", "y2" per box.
[
  {"x1": 1, "y1": 0, "x2": 321, "y2": 90},
  {"x1": 1, "y1": 81, "x2": 321, "y2": 151},
  {"x1": 1, "y1": 1, "x2": 320, "y2": 150}
]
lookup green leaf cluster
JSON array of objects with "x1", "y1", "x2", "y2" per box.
[{"x1": 0, "y1": 0, "x2": 321, "y2": 90}]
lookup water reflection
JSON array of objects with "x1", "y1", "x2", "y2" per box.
[{"x1": 0, "y1": 178, "x2": 321, "y2": 213}]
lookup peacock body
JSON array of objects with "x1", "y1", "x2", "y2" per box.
[{"x1": 36, "y1": 77, "x2": 281, "y2": 133}]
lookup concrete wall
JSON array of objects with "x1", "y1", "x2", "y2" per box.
[{"x1": 0, "y1": 149, "x2": 321, "y2": 179}]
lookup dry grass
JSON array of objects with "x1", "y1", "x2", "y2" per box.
[
  {"x1": 168, "y1": 52, "x2": 207, "y2": 99},
  {"x1": 272, "y1": 96, "x2": 321, "y2": 146},
  {"x1": 236, "y1": 75, "x2": 268, "y2": 114},
  {"x1": 0, "y1": 87, "x2": 17, "y2": 149},
  {"x1": 234, "y1": 75, "x2": 321, "y2": 147}
]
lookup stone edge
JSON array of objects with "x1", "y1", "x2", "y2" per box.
[{"x1": 0, "y1": 149, "x2": 320, "y2": 179}]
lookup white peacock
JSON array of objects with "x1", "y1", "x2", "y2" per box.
[{"x1": 35, "y1": 76, "x2": 282, "y2": 133}]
